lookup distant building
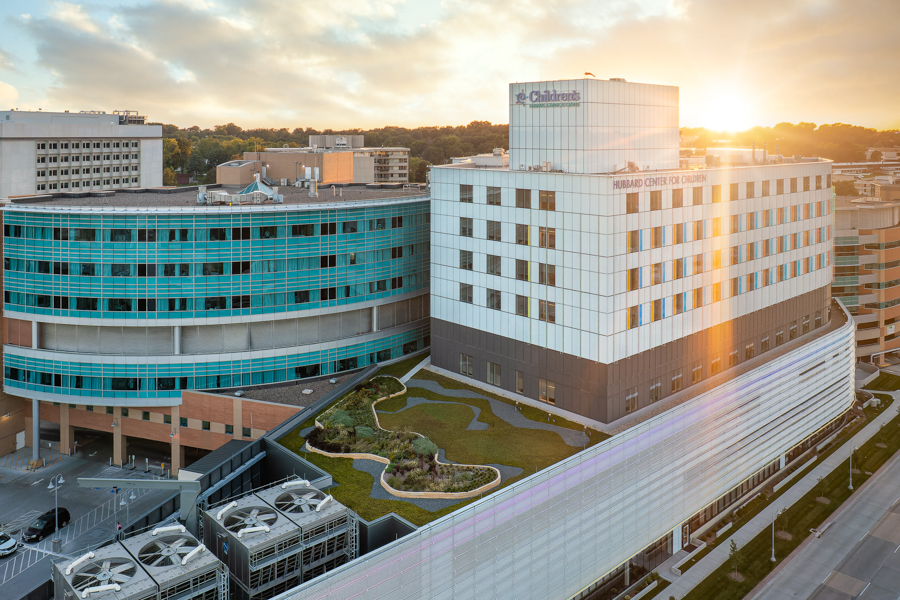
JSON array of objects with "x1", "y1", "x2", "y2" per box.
[
  {"x1": 0, "y1": 109, "x2": 162, "y2": 198},
  {"x1": 450, "y1": 148, "x2": 509, "y2": 168},
  {"x1": 867, "y1": 147, "x2": 900, "y2": 161},
  {"x1": 834, "y1": 196, "x2": 900, "y2": 363},
  {"x1": 217, "y1": 137, "x2": 409, "y2": 186}
]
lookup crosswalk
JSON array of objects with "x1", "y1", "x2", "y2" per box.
[{"x1": 0, "y1": 486, "x2": 155, "y2": 586}]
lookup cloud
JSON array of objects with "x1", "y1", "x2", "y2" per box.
[
  {"x1": 11, "y1": 0, "x2": 900, "y2": 129},
  {"x1": 0, "y1": 80, "x2": 19, "y2": 107},
  {"x1": 0, "y1": 48, "x2": 16, "y2": 72}
]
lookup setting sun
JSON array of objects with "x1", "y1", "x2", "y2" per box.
[{"x1": 696, "y1": 90, "x2": 755, "y2": 132}]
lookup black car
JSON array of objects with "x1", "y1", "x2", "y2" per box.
[{"x1": 21, "y1": 508, "x2": 70, "y2": 543}]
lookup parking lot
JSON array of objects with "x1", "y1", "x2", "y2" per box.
[{"x1": 0, "y1": 457, "x2": 173, "y2": 599}]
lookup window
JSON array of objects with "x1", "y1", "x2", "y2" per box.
[
  {"x1": 776, "y1": 330, "x2": 784, "y2": 346},
  {"x1": 109, "y1": 298, "x2": 132, "y2": 312},
  {"x1": 627, "y1": 230, "x2": 639, "y2": 253},
  {"x1": 674, "y1": 224, "x2": 684, "y2": 244},
  {"x1": 516, "y1": 259, "x2": 529, "y2": 281},
  {"x1": 486, "y1": 288, "x2": 501, "y2": 310},
  {"x1": 460, "y1": 353, "x2": 474, "y2": 376},
  {"x1": 731, "y1": 215, "x2": 740, "y2": 234},
  {"x1": 731, "y1": 246, "x2": 740, "y2": 265},
  {"x1": 762, "y1": 180, "x2": 770, "y2": 197},
  {"x1": 651, "y1": 226, "x2": 663, "y2": 248},
  {"x1": 626, "y1": 193, "x2": 639, "y2": 213},
  {"x1": 651, "y1": 299, "x2": 662, "y2": 322},
  {"x1": 341, "y1": 221, "x2": 357, "y2": 234},
  {"x1": 693, "y1": 187, "x2": 703, "y2": 206},
  {"x1": 516, "y1": 371, "x2": 524, "y2": 394},
  {"x1": 539, "y1": 378, "x2": 556, "y2": 404},
  {"x1": 712, "y1": 218, "x2": 722, "y2": 237},
  {"x1": 459, "y1": 217, "x2": 473, "y2": 237},
  {"x1": 539, "y1": 300, "x2": 555, "y2": 323},
  {"x1": 790, "y1": 178, "x2": 798, "y2": 193},
  {"x1": 674, "y1": 293, "x2": 684, "y2": 314},
  {"x1": 460, "y1": 250, "x2": 473, "y2": 270},
  {"x1": 711, "y1": 358, "x2": 721, "y2": 374},
  {"x1": 712, "y1": 282, "x2": 722, "y2": 302},
  {"x1": 202, "y1": 262, "x2": 224, "y2": 276},
  {"x1": 761, "y1": 337, "x2": 770, "y2": 353},
  {"x1": 691, "y1": 363, "x2": 702, "y2": 384},
  {"x1": 778, "y1": 179, "x2": 785, "y2": 195},
  {"x1": 516, "y1": 224, "x2": 529, "y2": 245},
  {"x1": 712, "y1": 185, "x2": 722, "y2": 203},
  {"x1": 487, "y1": 254, "x2": 501, "y2": 276},
  {"x1": 627, "y1": 305, "x2": 639, "y2": 329},
  {"x1": 693, "y1": 288, "x2": 703, "y2": 308},
  {"x1": 538, "y1": 263, "x2": 556, "y2": 286},
  {"x1": 694, "y1": 220, "x2": 704, "y2": 240},
  {"x1": 693, "y1": 254, "x2": 704, "y2": 274},
  {"x1": 205, "y1": 296, "x2": 226, "y2": 310},
  {"x1": 803, "y1": 315, "x2": 810, "y2": 334},
  {"x1": 649, "y1": 379, "x2": 661, "y2": 402},
  {"x1": 671, "y1": 373, "x2": 683, "y2": 393},
  {"x1": 320, "y1": 222, "x2": 337, "y2": 235},
  {"x1": 487, "y1": 362, "x2": 501, "y2": 386},
  {"x1": 487, "y1": 220, "x2": 501, "y2": 241},
  {"x1": 650, "y1": 190, "x2": 662, "y2": 210},
  {"x1": 142, "y1": 411, "x2": 150, "y2": 421},
  {"x1": 515, "y1": 188, "x2": 531, "y2": 209},
  {"x1": 729, "y1": 351, "x2": 739, "y2": 366},
  {"x1": 516, "y1": 295, "x2": 528, "y2": 316},
  {"x1": 627, "y1": 268, "x2": 640, "y2": 291},
  {"x1": 243, "y1": 427, "x2": 251, "y2": 438},
  {"x1": 391, "y1": 216, "x2": 403, "y2": 229},
  {"x1": 110, "y1": 229, "x2": 132, "y2": 242},
  {"x1": 365, "y1": 219, "x2": 385, "y2": 233},
  {"x1": 745, "y1": 343, "x2": 755, "y2": 360},
  {"x1": 790, "y1": 324, "x2": 797, "y2": 340},
  {"x1": 202, "y1": 421, "x2": 211, "y2": 431},
  {"x1": 539, "y1": 227, "x2": 556, "y2": 248},
  {"x1": 225, "y1": 424, "x2": 233, "y2": 435},
  {"x1": 730, "y1": 183, "x2": 739, "y2": 201},
  {"x1": 672, "y1": 188, "x2": 683, "y2": 207},
  {"x1": 487, "y1": 186, "x2": 501, "y2": 205},
  {"x1": 804, "y1": 176, "x2": 810, "y2": 191},
  {"x1": 539, "y1": 190, "x2": 556, "y2": 211},
  {"x1": 651, "y1": 263, "x2": 663, "y2": 285},
  {"x1": 459, "y1": 184, "x2": 473, "y2": 202},
  {"x1": 209, "y1": 227, "x2": 227, "y2": 241},
  {"x1": 746, "y1": 181, "x2": 755, "y2": 198}
]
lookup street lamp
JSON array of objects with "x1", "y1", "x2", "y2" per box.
[
  {"x1": 47, "y1": 474, "x2": 65, "y2": 543},
  {"x1": 849, "y1": 446, "x2": 858, "y2": 490},
  {"x1": 770, "y1": 505, "x2": 784, "y2": 562},
  {"x1": 120, "y1": 491, "x2": 136, "y2": 530}
]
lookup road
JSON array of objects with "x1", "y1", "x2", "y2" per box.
[
  {"x1": 752, "y1": 437, "x2": 900, "y2": 600},
  {"x1": 0, "y1": 458, "x2": 172, "y2": 599}
]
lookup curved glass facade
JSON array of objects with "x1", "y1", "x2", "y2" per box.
[{"x1": 2, "y1": 198, "x2": 430, "y2": 402}]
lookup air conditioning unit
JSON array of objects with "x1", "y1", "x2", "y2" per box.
[
  {"x1": 54, "y1": 526, "x2": 226, "y2": 600},
  {"x1": 202, "y1": 478, "x2": 357, "y2": 600}
]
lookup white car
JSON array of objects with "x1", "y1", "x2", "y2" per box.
[{"x1": 0, "y1": 531, "x2": 17, "y2": 557}]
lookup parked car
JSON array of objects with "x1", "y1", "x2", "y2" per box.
[
  {"x1": 21, "y1": 508, "x2": 70, "y2": 543},
  {"x1": 0, "y1": 531, "x2": 17, "y2": 556}
]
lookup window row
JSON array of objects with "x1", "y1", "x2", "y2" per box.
[
  {"x1": 459, "y1": 185, "x2": 556, "y2": 211},
  {"x1": 3, "y1": 215, "x2": 427, "y2": 241},
  {"x1": 458, "y1": 284, "x2": 555, "y2": 322},
  {"x1": 625, "y1": 175, "x2": 832, "y2": 213},
  {"x1": 5, "y1": 341, "x2": 427, "y2": 393},
  {"x1": 458, "y1": 354, "x2": 556, "y2": 404},
  {"x1": 36, "y1": 178, "x2": 137, "y2": 191},
  {"x1": 36, "y1": 155, "x2": 139, "y2": 164},
  {"x1": 623, "y1": 311, "x2": 827, "y2": 412},
  {"x1": 626, "y1": 235, "x2": 830, "y2": 291},
  {"x1": 459, "y1": 252, "x2": 557, "y2": 285},
  {"x1": 4, "y1": 274, "x2": 426, "y2": 311},
  {"x1": 459, "y1": 218, "x2": 556, "y2": 248},
  {"x1": 37, "y1": 141, "x2": 140, "y2": 150},
  {"x1": 626, "y1": 206, "x2": 831, "y2": 253},
  {"x1": 36, "y1": 166, "x2": 139, "y2": 175},
  {"x1": 4, "y1": 245, "x2": 427, "y2": 276},
  {"x1": 625, "y1": 254, "x2": 830, "y2": 329}
]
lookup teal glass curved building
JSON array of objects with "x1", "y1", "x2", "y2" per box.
[{"x1": 2, "y1": 191, "x2": 430, "y2": 406}]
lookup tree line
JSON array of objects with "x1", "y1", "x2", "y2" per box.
[{"x1": 156, "y1": 119, "x2": 898, "y2": 186}]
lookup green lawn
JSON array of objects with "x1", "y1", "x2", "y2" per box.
[
  {"x1": 374, "y1": 353, "x2": 429, "y2": 380},
  {"x1": 277, "y1": 367, "x2": 607, "y2": 525},
  {"x1": 863, "y1": 372, "x2": 900, "y2": 391},
  {"x1": 683, "y1": 404, "x2": 900, "y2": 600}
]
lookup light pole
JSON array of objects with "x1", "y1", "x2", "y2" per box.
[
  {"x1": 849, "y1": 446, "x2": 858, "y2": 490},
  {"x1": 47, "y1": 474, "x2": 65, "y2": 543},
  {"x1": 770, "y1": 506, "x2": 784, "y2": 562},
  {"x1": 120, "y1": 491, "x2": 136, "y2": 530}
]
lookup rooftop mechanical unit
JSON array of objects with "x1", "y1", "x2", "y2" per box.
[
  {"x1": 202, "y1": 479, "x2": 357, "y2": 600},
  {"x1": 54, "y1": 525, "x2": 226, "y2": 600}
]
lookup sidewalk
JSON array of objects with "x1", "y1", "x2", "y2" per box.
[{"x1": 662, "y1": 392, "x2": 900, "y2": 599}]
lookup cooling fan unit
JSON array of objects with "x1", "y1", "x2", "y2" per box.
[
  {"x1": 273, "y1": 490, "x2": 325, "y2": 514},
  {"x1": 138, "y1": 534, "x2": 201, "y2": 568},
  {"x1": 223, "y1": 507, "x2": 279, "y2": 533},
  {"x1": 71, "y1": 558, "x2": 137, "y2": 592}
]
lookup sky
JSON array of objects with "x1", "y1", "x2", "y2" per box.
[{"x1": 0, "y1": 0, "x2": 898, "y2": 132}]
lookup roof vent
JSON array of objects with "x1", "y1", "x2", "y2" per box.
[{"x1": 610, "y1": 78, "x2": 626, "y2": 82}]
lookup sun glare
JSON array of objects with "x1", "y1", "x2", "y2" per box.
[{"x1": 698, "y1": 91, "x2": 755, "y2": 132}]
